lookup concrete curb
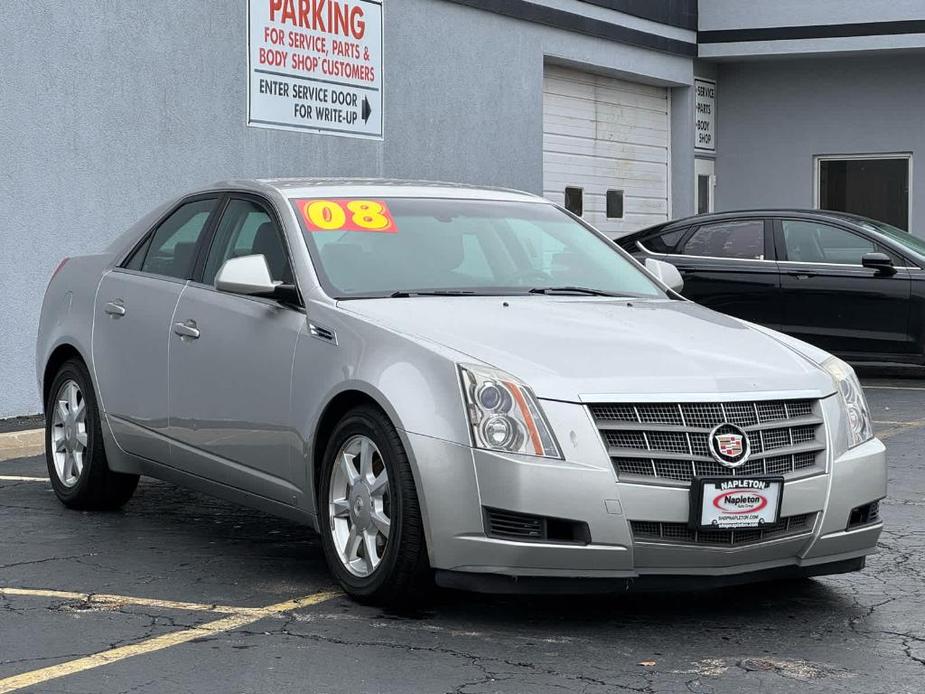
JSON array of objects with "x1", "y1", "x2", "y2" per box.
[{"x1": 0, "y1": 428, "x2": 44, "y2": 461}]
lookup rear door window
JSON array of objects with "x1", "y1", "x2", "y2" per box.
[
  {"x1": 139, "y1": 199, "x2": 217, "y2": 279},
  {"x1": 681, "y1": 220, "x2": 766, "y2": 260}
]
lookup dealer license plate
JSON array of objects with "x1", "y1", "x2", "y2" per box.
[{"x1": 691, "y1": 477, "x2": 783, "y2": 530}]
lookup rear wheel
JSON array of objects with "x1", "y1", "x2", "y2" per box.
[
  {"x1": 319, "y1": 406, "x2": 430, "y2": 604},
  {"x1": 45, "y1": 358, "x2": 138, "y2": 509}
]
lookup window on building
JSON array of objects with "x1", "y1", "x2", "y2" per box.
[
  {"x1": 606, "y1": 189, "x2": 624, "y2": 219},
  {"x1": 681, "y1": 220, "x2": 765, "y2": 260},
  {"x1": 781, "y1": 220, "x2": 875, "y2": 265},
  {"x1": 697, "y1": 175, "x2": 711, "y2": 214},
  {"x1": 139, "y1": 199, "x2": 216, "y2": 279},
  {"x1": 564, "y1": 187, "x2": 583, "y2": 216},
  {"x1": 818, "y1": 155, "x2": 911, "y2": 230}
]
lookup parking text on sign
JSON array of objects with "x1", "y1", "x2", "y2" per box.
[{"x1": 248, "y1": 0, "x2": 383, "y2": 139}]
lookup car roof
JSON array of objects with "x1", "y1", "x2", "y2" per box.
[
  {"x1": 203, "y1": 178, "x2": 549, "y2": 203},
  {"x1": 651, "y1": 208, "x2": 884, "y2": 231}
]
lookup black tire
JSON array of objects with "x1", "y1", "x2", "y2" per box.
[
  {"x1": 45, "y1": 358, "x2": 139, "y2": 510},
  {"x1": 318, "y1": 405, "x2": 430, "y2": 605}
]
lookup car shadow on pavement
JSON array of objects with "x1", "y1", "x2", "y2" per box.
[
  {"x1": 391, "y1": 576, "x2": 851, "y2": 626},
  {"x1": 8, "y1": 475, "x2": 858, "y2": 631}
]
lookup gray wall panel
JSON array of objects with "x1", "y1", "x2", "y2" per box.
[
  {"x1": 714, "y1": 55, "x2": 925, "y2": 235},
  {"x1": 700, "y1": 0, "x2": 925, "y2": 32},
  {"x1": 0, "y1": 0, "x2": 690, "y2": 416}
]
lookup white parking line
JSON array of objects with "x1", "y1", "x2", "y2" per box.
[
  {"x1": 0, "y1": 476, "x2": 47, "y2": 482},
  {"x1": 864, "y1": 385, "x2": 925, "y2": 391}
]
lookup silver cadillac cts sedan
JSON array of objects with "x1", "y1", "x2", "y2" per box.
[{"x1": 36, "y1": 179, "x2": 886, "y2": 603}]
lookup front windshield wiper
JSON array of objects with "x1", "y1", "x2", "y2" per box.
[
  {"x1": 389, "y1": 290, "x2": 479, "y2": 298},
  {"x1": 527, "y1": 286, "x2": 624, "y2": 297}
]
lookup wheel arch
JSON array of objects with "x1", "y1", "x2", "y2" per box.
[
  {"x1": 311, "y1": 387, "x2": 396, "y2": 501},
  {"x1": 309, "y1": 382, "x2": 436, "y2": 543},
  {"x1": 42, "y1": 343, "x2": 88, "y2": 411}
]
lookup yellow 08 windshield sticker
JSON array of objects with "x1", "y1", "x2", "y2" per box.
[{"x1": 294, "y1": 198, "x2": 398, "y2": 233}]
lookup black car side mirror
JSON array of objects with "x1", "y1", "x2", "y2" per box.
[{"x1": 861, "y1": 252, "x2": 896, "y2": 275}]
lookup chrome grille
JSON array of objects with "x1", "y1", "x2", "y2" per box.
[
  {"x1": 591, "y1": 399, "x2": 824, "y2": 485},
  {"x1": 630, "y1": 513, "x2": 815, "y2": 546}
]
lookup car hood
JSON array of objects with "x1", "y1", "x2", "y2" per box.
[{"x1": 339, "y1": 297, "x2": 836, "y2": 402}]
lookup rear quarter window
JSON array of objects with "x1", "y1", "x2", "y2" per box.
[{"x1": 639, "y1": 227, "x2": 687, "y2": 254}]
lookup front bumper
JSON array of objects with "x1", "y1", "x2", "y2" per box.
[{"x1": 404, "y1": 396, "x2": 886, "y2": 588}]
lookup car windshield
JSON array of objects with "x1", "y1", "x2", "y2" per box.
[
  {"x1": 290, "y1": 197, "x2": 666, "y2": 299},
  {"x1": 849, "y1": 215, "x2": 925, "y2": 259}
]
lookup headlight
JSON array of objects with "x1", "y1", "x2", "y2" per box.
[
  {"x1": 823, "y1": 357, "x2": 873, "y2": 449},
  {"x1": 458, "y1": 364, "x2": 562, "y2": 458}
]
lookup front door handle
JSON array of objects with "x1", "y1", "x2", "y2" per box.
[
  {"x1": 173, "y1": 320, "x2": 200, "y2": 340},
  {"x1": 104, "y1": 300, "x2": 126, "y2": 317},
  {"x1": 787, "y1": 271, "x2": 815, "y2": 280}
]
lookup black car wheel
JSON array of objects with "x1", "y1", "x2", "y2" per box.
[
  {"x1": 45, "y1": 358, "x2": 139, "y2": 510},
  {"x1": 318, "y1": 405, "x2": 430, "y2": 604}
]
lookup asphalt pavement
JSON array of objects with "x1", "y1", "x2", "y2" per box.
[{"x1": 0, "y1": 379, "x2": 923, "y2": 693}]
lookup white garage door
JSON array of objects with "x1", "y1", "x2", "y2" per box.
[{"x1": 543, "y1": 65, "x2": 670, "y2": 238}]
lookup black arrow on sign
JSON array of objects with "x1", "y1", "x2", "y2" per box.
[{"x1": 361, "y1": 96, "x2": 371, "y2": 124}]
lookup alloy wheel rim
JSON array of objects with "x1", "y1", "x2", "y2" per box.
[
  {"x1": 51, "y1": 380, "x2": 87, "y2": 488},
  {"x1": 328, "y1": 434, "x2": 391, "y2": 577}
]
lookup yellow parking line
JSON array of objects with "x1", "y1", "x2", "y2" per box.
[
  {"x1": 875, "y1": 417, "x2": 925, "y2": 440},
  {"x1": 0, "y1": 590, "x2": 339, "y2": 694},
  {"x1": 0, "y1": 588, "x2": 251, "y2": 615},
  {"x1": 0, "y1": 476, "x2": 47, "y2": 482},
  {"x1": 0, "y1": 429, "x2": 44, "y2": 462}
]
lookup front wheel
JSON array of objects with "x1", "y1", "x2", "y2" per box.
[
  {"x1": 318, "y1": 406, "x2": 430, "y2": 604},
  {"x1": 45, "y1": 358, "x2": 139, "y2": 510}
]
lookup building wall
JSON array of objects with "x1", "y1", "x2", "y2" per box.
[
  {"x1": 699, "y1": 0, "x2": 925, "y2": 59},
  {"x1": 714, "y1": 54, "x2": 925, "y2": 236},
  {"x1": 0, "y1": 0, "x2": 692, "y2": 416},
  {"x1": 700, "y1": 0, "x2": 925, "y2": 31}
]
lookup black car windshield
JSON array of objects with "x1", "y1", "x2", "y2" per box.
[
  {"x1": 850, "y1": 216, "x2": 925, "y2": 260},
  {"x1": 291, "y1": 197, "x2": 665, "y2": 299}
]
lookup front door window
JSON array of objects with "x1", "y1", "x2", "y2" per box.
[{"x1": 780, "y1": 220, "x2": 875, "y2": 265}]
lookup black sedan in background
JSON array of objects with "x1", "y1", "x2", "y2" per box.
[{"x1": 618, "y1": 209, "x2": 925, "y2": 365}]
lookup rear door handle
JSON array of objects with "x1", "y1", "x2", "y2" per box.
[
  {"x1": 104, "y1": 300, "x2": 126, "y2": 317},
  {"x1": 173, "y1": 320, "x2": 200, "y2": 340}
]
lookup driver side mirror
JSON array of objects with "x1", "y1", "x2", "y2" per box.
[
  {"x1": 861, "y1": 252, "x2": 896, "y2": 275},
  {"x1": 215, "y1": 254, "x2": 301, "y2": 304},
  {"x1": 645, "y1": 258, "x2": 684, "y2": 293}
]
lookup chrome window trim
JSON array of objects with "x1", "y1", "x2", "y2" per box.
[
  {"x1": 108, "y1": 267, "x2": 189, "y2": 287},
  {"x1": 778, "y1": 260, "x2": 920, "y2": 270},
  {"x1": 638, "y1": 243, "x2": 777, "y2": 265},
  {"x1": 640, "y1": 243, "x2": 919, "y2": 271},
  {"x1": 182, "y1": 279, "x2": 306, "y2": 314}
]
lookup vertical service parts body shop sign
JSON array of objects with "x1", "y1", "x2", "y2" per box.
[{"x1": 248, "y1": 0, "x2": 383, "y2": 139}]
